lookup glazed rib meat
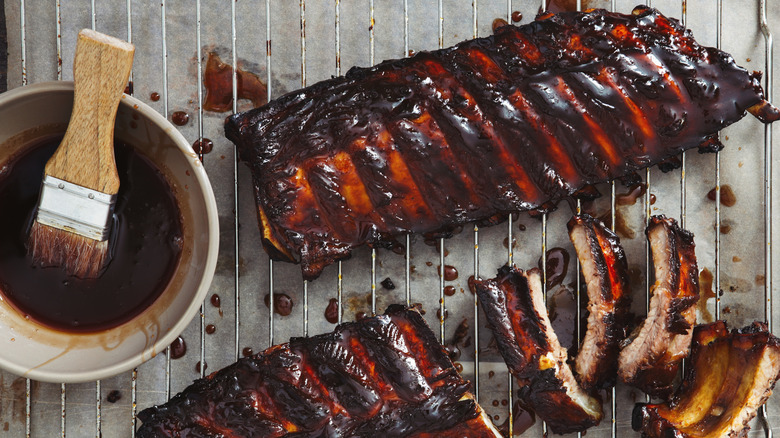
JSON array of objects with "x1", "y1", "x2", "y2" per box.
[
  {"x1": 469, "y1": 266, "x2": 602, "y2": 434},
  {"x1": 568, "y1": 214, "x2": 631, "y2": 390},
  {"x1": 618, "y1": 216, "x2": 699, "y2": 398},
  {"x1": 136, "y1": 305, "x2": 500, "y2": 438},
  {"x1": 226, "y1": 6, "x2": 779, "y2": 280},
  {"x1": 633, "y1": 321, "x2": 780, "y2": 437}
]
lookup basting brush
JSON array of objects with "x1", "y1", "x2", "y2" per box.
[{"x1": 27, "y1": 29, "x2": 135, "y2": 279}]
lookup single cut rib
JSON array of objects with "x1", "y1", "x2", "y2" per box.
[
  {"x1": 568, "y1": 214, "x2": 632, "y2": 390},
  {"x1": 470, "y1": 266, "x2": 602, "y2": 434},
  {"x1": 633, "y1": 321, "x2": 780, "y2": 437},
  {"x1": 618, "y1": 215, "x2": 699, "y2": 398}
]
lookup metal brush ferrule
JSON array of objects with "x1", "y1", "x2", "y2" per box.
[{"x1": 35, "y1": 175, "x2": 117, "y2": 241}]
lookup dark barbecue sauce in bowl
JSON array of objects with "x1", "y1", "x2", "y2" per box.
[{"x1": 0, "y1": 134, "x2": 183, "y2": 333}]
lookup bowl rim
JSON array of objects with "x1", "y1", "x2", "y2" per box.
[{"x1": 0, "y1": 81, "x2": 220, "y2": 383}]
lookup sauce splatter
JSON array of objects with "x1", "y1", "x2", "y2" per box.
[
  {"x1": 380, "y1": 277, "x2": 395, "y2": 290},
  {"x1": 616, "y1": 183, "x2": 647, "y2": 206},
  {"x1": 511, "y1": 11, "x2": 523, "y2": 22},
  {"x1": 444, "y1": 285, "x2": 457, "y2": 296},
  {"x1": 203, "y1": 51, "x2": 267, "y2": 112},
  {"x1": 451, "y1": 319, "x2": 469, "y2": 346},
  {"x1": 150, "y1": 92, "x2": 160, "y2": 102},
  {"x1": 439, "y1": 265, "x2": 459, "y2": 281},
  {"x1": 698, "y1": 268, "x2": 715, "y2": 323},
  {"x1": 242, "y1": 347, "x2": 254, "y2": 357},
  {"x1": 497, "y1": 401, "x2": 536, "y2": 436},
  {"x1": 171, "y1": 111, "x2": 190, "y2": 126},
  {"x1": 503, "y1": 236, "x2": 517, "y2": 249},
  {"x1": 106, "y1": 390, "x2": 122, "y2": 403},
  {"x1": 193, "y1": 138, "x2": 214, "y2": 155},
  {"x1": 538, "y1": 248, "x2": 570, "y2": 289},
  {"x1": 195, "y1": 361, "x2": 207, "y2": 374},
  {"x1": 210, "y1": 294, "x2": 220, "y2": 308},
  {"x1": 325, "y1": 298, "x2": 339, "y2": 324},
  {"x1": 597, "y1": 209, "x2": 636, "y2": 239},
  {"x1": 707, "y1": 185, "x2": 737, "y2": 207},
  {"x1": 170, "y1": 336, "x2": 186, "y2": 359},
  {"x1": 205, "y1": 324, "x2": 216, "y2": 334},
  {"x1": 264, "y1": 293, "x2": 294, "y2": 316}
]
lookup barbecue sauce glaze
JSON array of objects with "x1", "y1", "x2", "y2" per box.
[
  {"x1": 0, "y1": 134, "x2": 183, "y2": 333},
  {"x1": 137, "y1": 306, "x2": 492, "y2": 437},
  {"x1": 228, "y1": 6, "x2": 776, "y2": 281}
]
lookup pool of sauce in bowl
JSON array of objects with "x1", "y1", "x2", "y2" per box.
[{"x1": 0, "y1": 134, "x2": 183, "y2": 333}]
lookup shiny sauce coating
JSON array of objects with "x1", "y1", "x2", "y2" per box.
[
  {"x1": 227, "y1": 7, "x2": 775, "y2": 280},
  {"x1": 137, "y1": 306, "x2": 491, "y2": 437},
  {"x1": 0, "y1": 135, "x2": 183, "y2": 333}
]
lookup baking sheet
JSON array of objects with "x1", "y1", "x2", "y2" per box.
[{"x1": 1, "y1": 0, "x2": 780, "y2": 436}]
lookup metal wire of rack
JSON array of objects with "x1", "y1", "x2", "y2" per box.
[{"x1": 1, "y1": 0, "x2": 778, "y2": 437}]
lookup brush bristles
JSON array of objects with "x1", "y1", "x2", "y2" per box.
[{"x1": 27, "y1": 221, "x2": 110, "y2": 279}]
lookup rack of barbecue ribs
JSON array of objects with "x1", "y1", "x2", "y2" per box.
[
  {"x1": 618, "y1": 216, "x2": 699, "y2": 399},
  {"x1": 568, "y1": 214, "x2": 632, "y2": 391},
  {"x1": 469, "y1": 266, "x2": 603, "y2": 434},
  {"x1": 632, "y1": 321, "x2": 780, "y2": 437},
  {"x1": 136, "y1": 305, "x2": 501, "y2": 437},
  {"x1": 225, "y1": 5, "x2": 779, "y2": 280}
]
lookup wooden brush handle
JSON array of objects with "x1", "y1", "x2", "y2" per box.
[{"x1": 45, "y1": 29, "x2": 135, "y2": 194}]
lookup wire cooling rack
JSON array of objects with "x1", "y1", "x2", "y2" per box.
[{"x1": 1, "y1": 0, "x2": 779, "y2": 436}]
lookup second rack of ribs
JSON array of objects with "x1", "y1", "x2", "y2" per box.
[{"x1": 227, "y1": 6, "x2": 777, "y2": 280}]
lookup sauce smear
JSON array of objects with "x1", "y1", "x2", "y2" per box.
[
  {"x1": 538, "y1": 248, "x2": 570, "y2": 289},
  {"x1": 203, "y1": 52, "x2": 267, "y2": 112}
]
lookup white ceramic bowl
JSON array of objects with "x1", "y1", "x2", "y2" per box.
[{"x1": 0, "y1": 82, "x2": 219, "y2": 383}]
